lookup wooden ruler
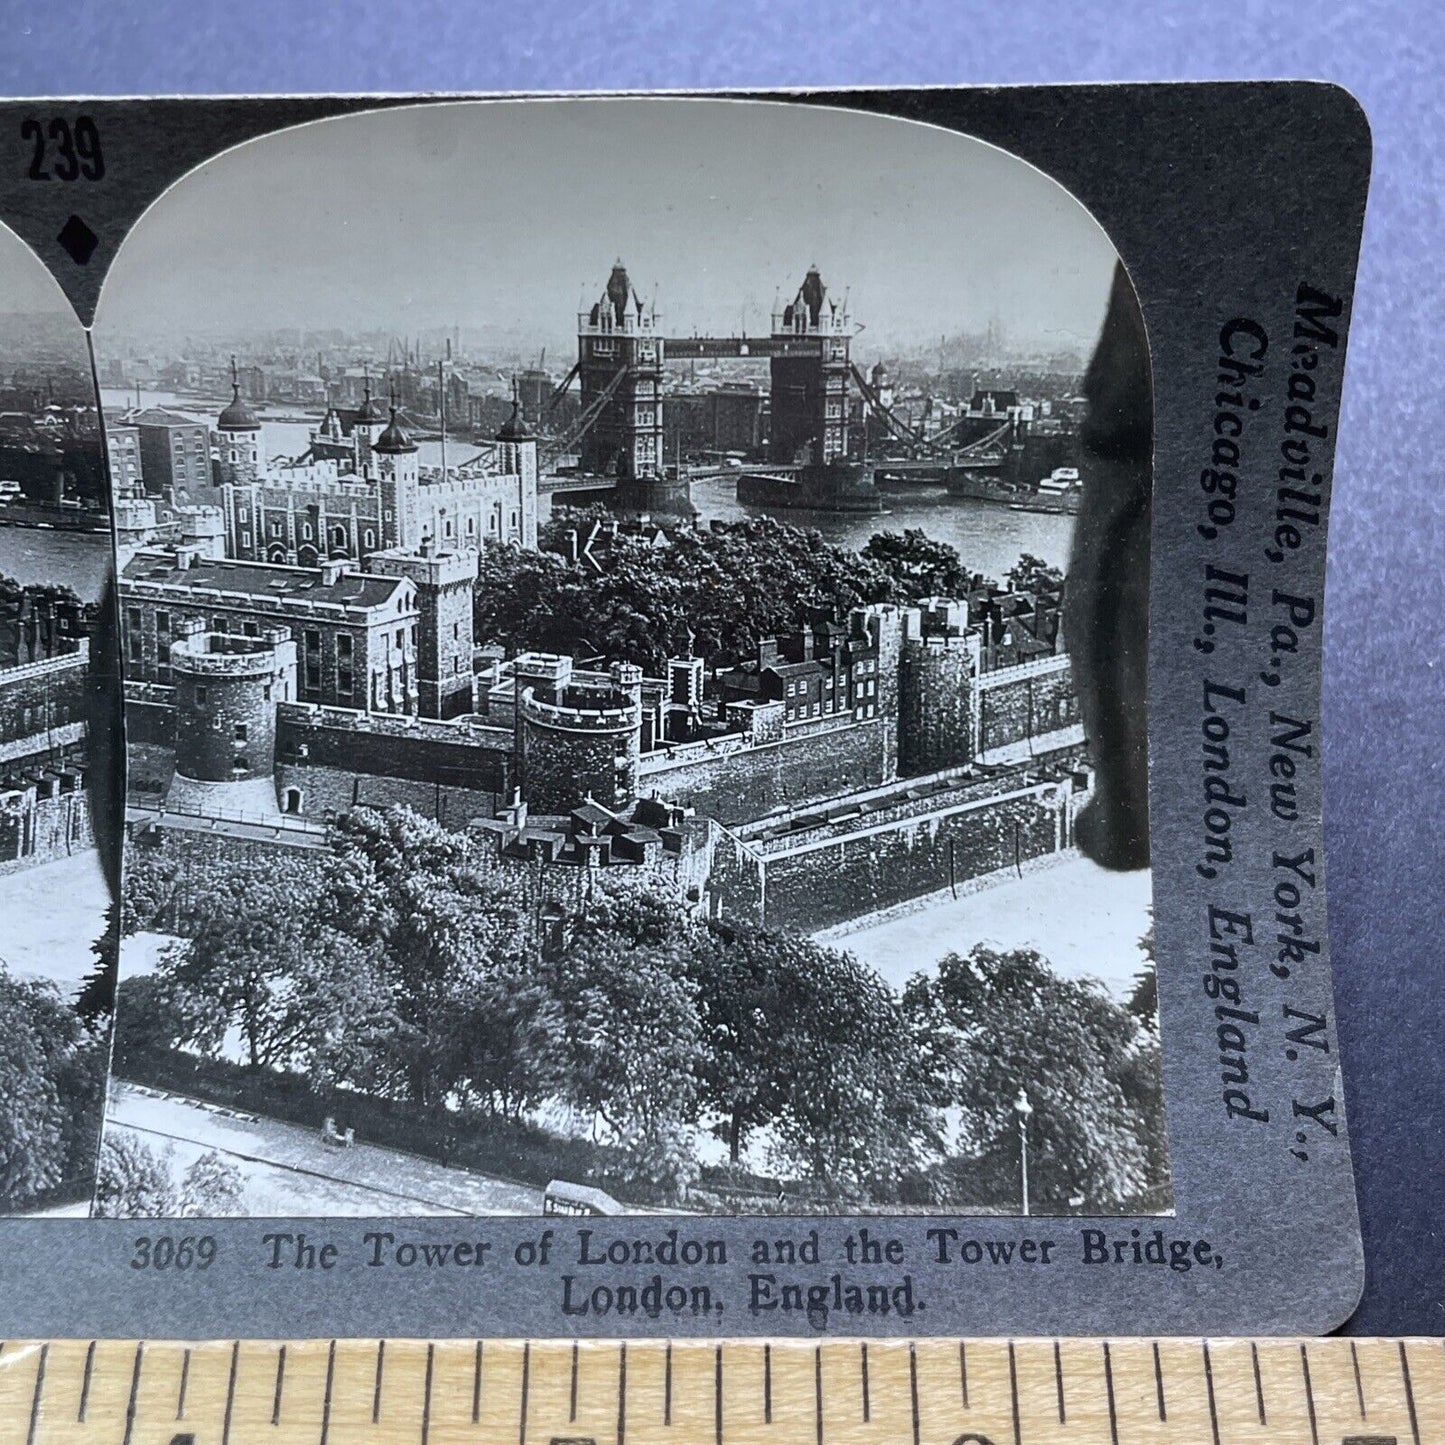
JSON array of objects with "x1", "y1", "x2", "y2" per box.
[{"x1": 0, "y1": 1338, "x2": 1440, "y2": 1445}]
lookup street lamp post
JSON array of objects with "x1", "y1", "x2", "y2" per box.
[{"x1": 1013, "y1": 1087, "x2": 1033, "y2": 1216}]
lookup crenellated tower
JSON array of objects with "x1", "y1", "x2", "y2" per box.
[
  {"x1": 577, "y1": 261, "x2": 665, "y2": 485},
  {"x1": 770, "y1": 265, "x2": 852, "y2": 465}
]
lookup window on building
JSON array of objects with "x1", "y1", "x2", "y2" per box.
[
  {"x1": 238, "y1": 506, "x2": 248, "y2": 522},
  {"x1": 195, "y1": 685, "x2": 207, "y2": 705},
  {"x1": 244, "y1": 621, "x2": 258, "y2": 636},
  {"x1": 302, "y1": 521, "x2": 313, "y2": 541},
  {"x1": 337, "y1": 635, "x2": 354, "y2": 697},
  {"x1": 303, "y1": 629, "x2": 321, "y2": 691},
  {"x1": 234, "y1": 724, "x2": 248, "y2": 743},
  {"x1": 466, "y1": 516, "x2": 475, "y2": 536},
  {"x1": 452, "y1": 621, "x2": 460, "y2": 640},
  {"x1": 128, "y1": 632, "x2": 143, "y2": 663},
  {"x1": 241, "y1": 530, "x2": 251, "y2": 548},
  {"x1": 364, "y1": 528, "x2": 375, "y2": 548},
  {"x1": 510, "y1": 509, "x2": 519, "y2": 529},
  {"x1": 395, "y1": 628, "x2": 404, "y2": 649}
]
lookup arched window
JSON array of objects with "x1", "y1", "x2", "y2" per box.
[
  {"x1": 364, "y1": 528, "x2": 375, "y2": 548},
  {"x1": 283, "y1": 787, "x2": 303, "y2": 815}
]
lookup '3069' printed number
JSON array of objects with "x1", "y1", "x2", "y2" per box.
[{"x1": 130, "y1": 1235, "x2": 217, "y2": 1270}]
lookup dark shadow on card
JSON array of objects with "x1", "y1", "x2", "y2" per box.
[{"x1": 1066, "y1": 261, "x2": 1152, "y2": 871}]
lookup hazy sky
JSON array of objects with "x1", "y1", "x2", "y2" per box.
[{"x1": 97, "y1": 98, "x2": 1120, "y2": 358}]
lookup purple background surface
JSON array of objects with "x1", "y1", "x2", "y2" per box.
[{"x1": 1, "y1": 0, "x2": 1440, "y2": 1336}]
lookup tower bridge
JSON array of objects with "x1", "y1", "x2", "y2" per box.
[{"x1": 540, "y1": 260, "x2": 1031, "y2": 513}]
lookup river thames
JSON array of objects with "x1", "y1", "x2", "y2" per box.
[{"x1": 101, "y1": 391, "x2": 1077, "y2": 580}]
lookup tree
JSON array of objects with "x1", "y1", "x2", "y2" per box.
[
  {"x1": 318, "y1": 807, "x2": 532, "y2": 1108},
  {"x1": 94, "y1": 1132, "x2": 176, "y2": 1218},
  {"x1": 157, "y1": 855, "x2": 316, "y2": 1069},
  {"x1": 550, "y1": 881, "x2": 706, "y2": 1179},
  {"x1": 761, "y1": 939, "x2": 943, "y2": 1203},
  {"x1": 0, "y1": 967, "x2": 109, "y2": 1209},
  {"x1": 904, "y1": 947, "x2": 1154, "y2": 1211},
  {"x1": 1005, "y1": 553, "x2": 1065, "y2": 596},
  {"x1": 862, "y1": 530, "x2": 976, "y2": 600},
  {"x1": 179, "y1": 1150, "x2": 246, "y2": 1216},
  {"x1": 120, "y1": 842, "x2": 183, "y2": 936}
]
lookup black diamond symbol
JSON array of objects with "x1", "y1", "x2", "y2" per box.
[{"x1": 57, "y1": 214, "x2": 99, "y2": 265}]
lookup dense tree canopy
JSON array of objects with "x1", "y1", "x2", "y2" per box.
[
  {"x1": 0, "y1": 966, "x2": 108, "y2": 1210},
  {"x1": 119, "y1": 806, "x2": 1165, "y2": 1212}
]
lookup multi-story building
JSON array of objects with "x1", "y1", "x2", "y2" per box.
[
  {"x1": 103, "y1": 423, "x2": 144, "y2": 498},
  {"x1": 218, "y1": 391, "x2": 538, "y2": 566},
  {"x1": 134, "y1": 407, "x2": 212, "y2": 502},
  {"x1": 120, "y1": 549, "x2": 423, "y2": 715}
]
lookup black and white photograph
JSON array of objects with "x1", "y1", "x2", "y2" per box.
[
  {"x1": 94, "y1": 97, "x2": 1168, "y2": 1222},
  {"x1": 0, "y1": 220, "x2": 117, "y2": 1217}
]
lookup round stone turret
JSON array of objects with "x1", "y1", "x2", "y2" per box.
[
  {"x1": 168, "y1": 627, "x2": 297, "y2": 816},
  {"x1": 518, "y1": 666, "x2": 642, "y2": 814}
]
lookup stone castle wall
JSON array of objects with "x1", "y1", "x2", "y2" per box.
[
  {"x1": 637, "y1": 717, "x2": 892, "y2": 827},
  {"x1": 754, "y1": 779, "x2": 1077, "y2": 933},
  {"x1": 978, "y1": 657, "x2": 1079, "y2": 756},
  {"x1": 0, "y1": 784, "x2": 92, "y2": 874}
]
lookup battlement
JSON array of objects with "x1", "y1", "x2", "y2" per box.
[
  {"x1": 520, "y1": 685, "x2": 641, "y2": 733},
  {"x1": 0, "y1": 637, "x2": 88, "y2": 685},
  {"x1": 171, "y1": 629, "x2": 293, "y2": 677},
  {"x1": 366, "y1": 543, "x2": 479, "y2": 589}
]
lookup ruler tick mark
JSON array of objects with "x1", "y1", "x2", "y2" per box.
[
  {"x1": 320, "y1": 1341, "x2": 336, "y2": 1445},
  {"x1": 1350, "y1": 1339, "x2": 1365, "y2": 1418},
  {"x1": 79, "y1": 1340, "x2": 96, "y2": 1423},
  {"x1": 1203, "y1": 1342, "x2": 1220, "y2": 1445},
  {"x1": 815, "y1": 1347, "x2": 824, "y2": 1445},
  {"x1": 222, "y1": 1340, "x2": 240, "y2": 1445},
  {"x1": 763, "y1": 1344, "x2": 772, "y2": 1425},
  {"x1": 959, "y1": 1341, "x2": 969, "y2": 1410},
  {"x1": 908, "y1": 1343, "x2": 920, "y2": 1445},
  {"x1": 715, "y1": 1346, "x2": 723, "y2": 1445},
  {"x1": 1008, "y1": 1342, "x2": 1021, "y2": 1445},
  {"x1": 519, "y1": 1342, "x2": 530, "y2": 1445},
  {"x1": 374, "y1": 1339, "x2": 386, "y2": 1423},
  {"x1": 1152, "y1": 1341, "x2": 1166, "y2": 1421},
  {"x1": 1053, "y1": 1340, "x2": 1065, "y2": 1424},
  {"x1": 860, "y1": 1344, "x2": 870, "y2": 1423},
  {"x1": 272, "y1": 1346, "x2": 286, "y2": 1426},
  {"x1": 572, "y1": 1342, "x2": 580, "y2": 1424},
  {"x1": 1102, "y1": 1342, "x2": 1118, "y2": 1445},
  {"x1": 1399, "y1": 1341, "x2": 1421, "y2": 1445},
  {"x1": 616, "y1": 1342, "x2": 626, "y2": 1445},
  {"x1": 177, "y1": 1349, "x2": 190, "y2": 1422},
  {"x1": 663, "y1": 1343, "x2": 670, "y2": 1426},
  {"x1": 26, "y1": 1342, "x2": 47, "y2": 1445},
  {"x1": 472, "y1": 1342, "x2": 483, "y2": 1425},
  {"x1": 1300, "y1": 1345, "x2": 1319, "y2": 1445},
  {"x1": 1251, "y1": 1341, "x2": 1266, "y2": 1424},
  {"x1": 122, "y1": 1343, "x2": 144, "y2": 1445},
  {"x1": 422, "y1": 1343, "x2": 434, "y2": 1445}
]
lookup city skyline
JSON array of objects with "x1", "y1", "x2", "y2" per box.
[{"x1": 94, "y1": 98, "x2": 1120, "y2": 361}]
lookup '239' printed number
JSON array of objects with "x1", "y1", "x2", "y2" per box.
[
  {"x1": 131, "y1": 1235, "x2": 217, "y2": 1270},
  {"x1": 21, "y1": 117, "x2": 104, "y2": 181}
]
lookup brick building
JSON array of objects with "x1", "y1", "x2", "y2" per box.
[{"x1": 133, "y1": 408, "x2": 212, "y2": 502}]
